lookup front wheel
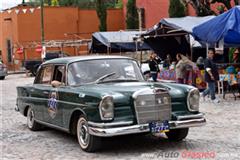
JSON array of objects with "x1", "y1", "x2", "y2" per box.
[
  {"x1": 77, "y1": 115, "x2": 101, "y2": 152},
  {"x1": 165, "y1": 128, "x2": 189, "y2": 141},
  {"x1": 27, "y1": 107, "x2": 42, "y2": 131}
]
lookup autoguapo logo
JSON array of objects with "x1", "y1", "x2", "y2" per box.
[
  {"x1": 141, "y1": 150, "x2": 216, "y2": 159},
  {"x1": 181, "y1": 150, "x2": 216, "y2": 159},
  {"x1": 141, "y1": 151, "x2": 180, "y2": 159}
]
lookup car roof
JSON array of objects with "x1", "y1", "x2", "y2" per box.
[{"x1": 42, "y1": 55, "x2": 135, "y2": 65}]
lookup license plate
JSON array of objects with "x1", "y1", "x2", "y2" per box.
[{"x1": 149, "y1": 121, "x2": 169, "y2": 133}]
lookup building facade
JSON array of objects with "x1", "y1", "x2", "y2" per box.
[{"x1": 0, "y1": 6, "x2": 124, "y2": 70}]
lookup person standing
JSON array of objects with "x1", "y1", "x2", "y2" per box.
[
  {"x1": 148, "y1": 53, "x2": 161, "y2": 82},
  {"x1": 175, "y1": 53, "x2": 186, "y2": 84},
  {"x1": 163, "y1": 54, "x2": 172, "y2": 69},
  {"x1": 233, "y1": 48, "x2": 240, "y2": 63},
  {"x1": 201, "y1": 49, "x2": 220, "y2": 103}
]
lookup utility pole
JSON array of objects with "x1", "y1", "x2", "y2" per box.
[
  {"x1": 41, "y1": 0, "x2": 45, "y2": 44},
  {"x1": 137, "y1": 8, "x2": 142, "y2": 32},
  {"x1": 40, "y1": 0, "x2": 45, "y2": 60},
  {"x1": 137, "y1": 8, "x2": 143, "y2": 65}
]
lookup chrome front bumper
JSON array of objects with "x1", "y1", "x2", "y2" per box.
[{"x1": 88, "y1": 114, "x2": 206, "y2": 137}]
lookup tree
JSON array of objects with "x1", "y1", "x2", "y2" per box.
[
  {"x1": 126, "y1": 0, "x2": 138, "y2": 29},
  {"x1": 169, "y1": 0, "x2": 186, "y2": 17},
  {"x1": 181, "y1": 0, "x2": 214, "y2": 16},
  {"x1": 96, "y1": 0, "x2": 107, "y2": 31},
  {"x1": 182, "y1": 0, "x2": 239, "y2": 16},
  {"x1": 51, "y1": 0, "x2": 59, "y2": 6}
]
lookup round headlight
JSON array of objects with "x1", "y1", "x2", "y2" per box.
[
  {"x1": 187, "y1": 88, "x2": 200, "y2": 112},
  {"x1": 99, "y1": 96, "x2": 114, "y2": 120}
]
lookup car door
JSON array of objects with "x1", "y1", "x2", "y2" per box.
[
  {"x1": 30, "y1": 65, "x2": 53, "y2": 122},
  {"x1": 43, "y1": 65, "x2": 66, "y2": 127}
]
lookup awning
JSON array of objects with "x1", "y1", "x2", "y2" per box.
[
  {"x1": 193, "y1": 6, "x2": 240, "y2": 46},
  {"x1": 143, "y1": 16, "x2": 215, "y2": 48},
  {"x1": 90, "y1": 31, "x2": 152, "y2": 53}
]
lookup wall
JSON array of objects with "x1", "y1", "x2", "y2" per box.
[
  {"x1": 0, "y1": 13, "x2": 2, "y2": 60},
  {"x1": 123, "y1": 0, "x2": 170, "y2": 29},
  {"x1": 0, "y1": 11, "x2": 20, "y2": 70},
  {"x1": 123, "y1": 0, "x2": 236, "y2": 29},
  {"x1": 0, "y1": 7, "x2": 124, "y2": 70}
]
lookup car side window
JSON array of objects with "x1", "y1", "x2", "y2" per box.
[
  {"x1": 43, "y1": 66, "x2": 53, "y2": 84},
  {"x1": 52, "y1": 65, "x2": 66, "y2": 84},
  {"x1": 35, "y1": 66, "x2": 53, "y2": 84}
]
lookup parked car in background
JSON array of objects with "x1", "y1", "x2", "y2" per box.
[
  {"x1": 0, "y1": 61, "x2": 8, "y2": 80},
  {"x1": 24, "y1": 51, "x2": 68, "y2": 76},
  {"x1": 16, "y1": 56, "x2": 206, "y2": 152}
]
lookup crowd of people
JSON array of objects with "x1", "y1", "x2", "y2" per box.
[
  {"x1": 148, "y1": 52, "x2": 195, "y2": 85},
  {"x1": 147, "y1": 49, "x2": 240, "y2": 103}
]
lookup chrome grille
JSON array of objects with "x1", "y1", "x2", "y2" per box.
[{"x1": 134, "y1": 92, "x2": 171, "y2": 124}]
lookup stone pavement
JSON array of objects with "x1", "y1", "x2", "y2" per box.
[{"x1": 0, "y1": 74, "x2": 240, "y2": 160}]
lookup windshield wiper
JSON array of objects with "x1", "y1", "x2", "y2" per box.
[
  {"x1": 108, "y1": 79, "x2": 139, "y2": 82},
  {"x1": 95, "y1": 79, "x2": 140, "y2": 84},
  {"x1": 94, "y1": 72, "x2": 116, "y2": 84}
]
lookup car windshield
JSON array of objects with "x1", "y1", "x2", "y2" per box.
[{"x1": 67, "y1": 59, "x2": 144, "y2": 85}]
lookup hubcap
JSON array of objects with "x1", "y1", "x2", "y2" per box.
[
  {"x1": 27, "y1": 109, "x2": 34, "y2": 128},
  {"x1": 77, "y1": 118, "x2": 90, "y2": 149}
]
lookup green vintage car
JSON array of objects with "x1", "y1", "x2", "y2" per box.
[{"x1": 16, "y1": 56, "x2": 206, "y2": 152}]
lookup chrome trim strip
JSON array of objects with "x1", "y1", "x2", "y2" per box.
[
  {"x1": 169, "y1": 118, "x2": 206, "y2": 129},
  {"x1": 177, "y1": 113, "x2": 204, "y2": 120},
  {"x1": 35, "y1": 119, "x2": 69, "y2": 133},
  {"x1": 132, "y1": 87, "x2": 168, "y2": 99},
  {"x1": 88, "y1": 118, "x2": 206, "y2": 137},
  {"x1": 89, "y1": 124, "x2": 150, "y2": 137},
  {"x1": 88, "y1": 121, "x2": 133, "y2": 128}
]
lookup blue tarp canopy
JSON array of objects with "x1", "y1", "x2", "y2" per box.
[
  {"x1": 140, "y1": 16, "x2": 215, "y2": 50},
  {"x1": 160, "y1": 16, "x2": 215, "y2": 47},
  {"x1": 137, "y1": 16, "x2": 215, "y2": 58},
  {"x1": 90, "y1": 31, "x2": 151, "y2": 53},
  {"x1": 193, "y1": 6, "x2": 240, "y2": 46},
  {"x1": 160, "y1": 16, "x2": 215, "y2": 33}
]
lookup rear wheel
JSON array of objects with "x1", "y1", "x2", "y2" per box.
[
  {"x1": 165, "y1": 128, "x2": 189, "y2": 141},
  {"x1": 0, "y1": 76, "x2": 5, "y2": 80},
  {"x1": 27, "y1": 107, "x2": 42, "y2": 131},
  {"x1": 77, "y1": 115, "x2": 101, "y2": 152}
]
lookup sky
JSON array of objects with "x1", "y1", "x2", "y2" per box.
[{"x1": 0, "y1": 0, "x2": 26, "y2": 10}]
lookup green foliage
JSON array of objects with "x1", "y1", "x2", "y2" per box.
[
  {"x1": 169, "y1": 0, "x2": 186, "y2": 17},
  {"x1": 51, "y1": 0, "x2": 59, "y2": 6},
  {"x1": 29, "y1": 0, "x2": 52, "y2": 6},
  {"x1": 211, "y1": 0, "x2": 232, "y2": 10},
  {"x1": 126, "y1": 0, "x2": 139, "y2": 29},
  {"x1": 96, "y1": 0, "x2": 107, "y2": 31},
  {"x1": 115, "y1": 0, "x2": 123, "y2": 9},
  {"x1": 28, "y1": 0, "x2": 120, "y2": 9}
]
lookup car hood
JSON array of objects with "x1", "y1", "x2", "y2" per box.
[{"x1": 71, "y1": 82, "x2": 194, "y2": 104}]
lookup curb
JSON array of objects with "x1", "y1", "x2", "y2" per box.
[{"x1": 7, "y1": 71, "x2": 26, "y2": 75}]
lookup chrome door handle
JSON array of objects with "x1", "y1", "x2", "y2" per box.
[{"x1": 43, "y1": 91, "x2": 49, "y2": 95}]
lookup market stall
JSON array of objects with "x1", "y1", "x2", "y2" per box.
[
  {"x1": 139, "y1": 16, "x2": 215, "y2": 89},
  {"x1": 90, "y1": 31, "x2": 151, "y2": 53},
  {"x1": 193, "y1": 6, "x2": 240, "y2": 97}
]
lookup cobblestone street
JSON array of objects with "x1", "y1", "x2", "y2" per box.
[{"x1": 1, "y1": 74, "x2": 240, "y2": 160}]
